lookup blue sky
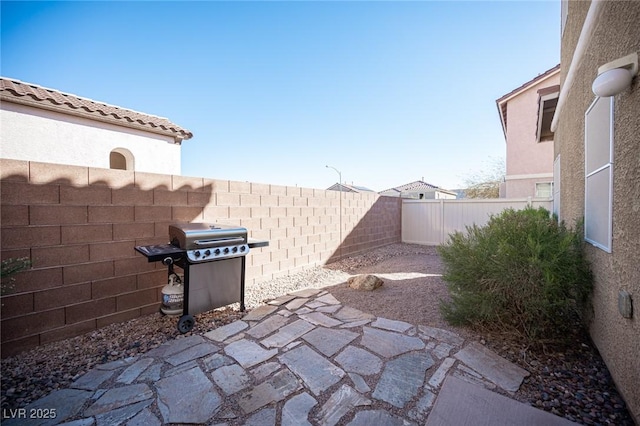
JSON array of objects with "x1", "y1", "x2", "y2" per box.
[{"x1": 1, "y1": 1, "x2": 560, "y2": 191}]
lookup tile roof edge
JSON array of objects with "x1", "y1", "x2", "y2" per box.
[{"x1": 0, "y1": 77, "x2": 193, "y2": 142}]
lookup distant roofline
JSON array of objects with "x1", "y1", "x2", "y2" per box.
[{"x1": 495, "y1": 65, "x2": 561, "y2": 139}]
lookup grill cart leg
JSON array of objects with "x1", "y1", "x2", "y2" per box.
[{"x1": 240, "y1": 256, "x2": 246, "y2": 312}]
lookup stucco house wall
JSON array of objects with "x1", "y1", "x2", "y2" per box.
[
  {"x1": 554, "y1": 1, "x2": 640, "y2": 422},
  {"x1": 0, "y1": 78, "x2": 192, "y2": 175},
  {"x1": 498, "y1": 68, "x2": 559, "y2": 198},
  {"x1": 1, "y1": 102, "x2": 181, "y2": 174}
]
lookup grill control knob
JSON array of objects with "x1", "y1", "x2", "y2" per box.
[
  {"x1": 224, "y1": 247, "x2": 230, "y2": 254},
  {"x1": 214, "y1": 248, "x2": 221, "y2": 255},
  {"x1": 240, "y1": 246, "x2": 246, "y2": 252},
  {"x1": 204, "y1": 249, "x2": 211, "y2": 256},
  {"x1": 194, "y1": 251, "x2": 201, "y2": 257},
  {"x1": 232, "y1": 246, "x2": 238, "y2": 253}
]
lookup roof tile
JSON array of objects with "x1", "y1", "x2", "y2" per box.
[{"x1": 0, "y1": 77, "x2": 193, "y2": 142}]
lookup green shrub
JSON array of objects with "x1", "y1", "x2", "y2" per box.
[{"x1": 437, "y1": 206, "x2": 592, "y2": 343}]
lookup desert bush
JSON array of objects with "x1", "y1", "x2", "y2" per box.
[{"x1": 437, "y1": 206, "x2": 592, "y2": 343}]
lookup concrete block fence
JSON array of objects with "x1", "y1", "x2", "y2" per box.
[{"x1": 0, "y1": 159, "x2": 401, "y2": 356}]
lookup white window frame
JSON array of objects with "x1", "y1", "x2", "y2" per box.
[
  {"x1": 584, "y1": 97, "x2": 614, "y2": 253},
  {"x1": 535, "y1": 182, "x2": 553, "y2": 198}
]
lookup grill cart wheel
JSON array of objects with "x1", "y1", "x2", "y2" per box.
[{"x1": 177, "y1": 314, "x2": 195, "y2": 334}]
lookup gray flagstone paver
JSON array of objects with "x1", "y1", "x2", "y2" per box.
[
  {"x1": 348, "y1": 372, "x2": 371, "y2": 393},
  {"x1": 316, "y1": 304, "x2": 341, "y2": 313},
  {"x1": 267, "y1": 294, "x2": 297, "y2": 306},
  {"x1": 418, "y1": 325, "x2": 464, "y2": 346},
  {"x1": 294, "y1": 306, "x2": 314, "y2": 315},
  {"x1": 243, "y1": 304, "x2": 278, "y2": 321},
  {"x1": 127, "y1": 407, "x2": 161, "y2": 426},
  {"x1": 317, "y1": 384, "x2": 371, "y2": 426},
  {"x1": 334, "y1": 306, "x2": 375, "y2": 322},
  {"x1": 454, "y1": 341, "x2": 529, "y2": 393},
  {"x1": 71, "y1": 368, "x2": 115, "y2": 391},
  {"x1": 60, "y1": 419, "x2": 94, "y2": 426},
  {"x1": 2, "y1": 388, "x2": 92, "y2": 426},
  {"x1": 260, "y1": 319, "x2": 315, "y2": 348},
  {"x1": 13, "y1": 291, "x2": 543, "y2": 426},
  {"x1": 204, "y1": 320, "x2": 248, "y2": 342},
  {"x1": 237, "y1": 368, "x2": 301, "y2": 414},
  {"x1": 156, "y1": 366, "x2": 220, "y2": 424},
  {"x1": 281, "y1": 392, "x2": 317, "y2": 426},
  {"x1": 278, "y1": 345, "x2": 345, "y2": 396},
  {"x1": 95, "y1": 358, "x2": 134, "y2": 371},
  {"x1": 334, "y1": 345, "x2": 383, "y2": 375},
  {"x1": 245, "y1": 407, "x2": 276, "y2": 426},
  {"x1": 94, "y1": 398, "x2": 152, "y2": 426},
  {"x1": 372, "y1": 352, "x2": 435, "y2": 408},
  {"x1": 371, "y1": 317, "x2": 413, "y2": 333},
  {"x1": 284, "y1": 297, "x2": 308, "y2": 310},
  {"x1": 301, "y1": 327, "x2": 359, "y2": 357},
  {"x1": 305, "y1": 300, "x2": 326, "y2": 309},
  {"x1": 289, "y1": 288, "x2": 322, "y2": 298},
  {"x1": 224, "y1": 338, "x2": 278, "y2": 368},
  {"x1": 144, "y1": 335, "x2": 204, "y2": 358},
  {"x1": 212, "y1": 364, "x2": 251, "y2": 395},
  {"x1": 408, "y1": 389, "x2": 436, "y2": 421},
  {"x1": 452, "y1": 368, "x2": 497, "y2": 390},
  {"x1": 433, "y1": 342, "x2": 453, "y2": 359},
  {"x1": 116, "y1": 358, "x2": 155, "y2": 384},
  {"x1": 427, "y1": 357, "x2": 456, "y2": 389},
  {"x1": 246, "y1": 314, "x2": 290, "y2": 339},
  {"x1": 348, "y1": 409, "x2": 417, "y2": 426},
  {"x1": 299, "y1": 311, "x2": 343, "y2": 328},
  {"x1": 164, "y1": 359, "x2": 198, "y2": 378},
  {"x1": 203, "y1": 353, "x2": 235, "y2": 372},
  {"x1": 339, "y1": 318, "x2": 372, "y2": 328},
  {"x1": 315, "y1": 293, "x2": 341, "y2": 305},
  {"x1": 136, "y1": 363, "x2": 162, "y2": 382},
  {"x1": 361, "y1": 326, "x2": 425, "y2": 358},
  {"x1": 251, "y1": 361, "x2": 281, "y2": 381},
  {"x1": 166, "y1": 341, "x2": 220, "y2": 366},
  {"x1": 85, "y1": 383, "x2": 153, "y2": 416}
]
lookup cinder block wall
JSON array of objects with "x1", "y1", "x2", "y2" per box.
[{"x1": 0, "y1": 159, "x2": 401, "y2": 356}]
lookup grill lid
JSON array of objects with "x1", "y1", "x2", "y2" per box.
[{"x1": 169, "y1": 222, "x2": 247, "y2": 250}]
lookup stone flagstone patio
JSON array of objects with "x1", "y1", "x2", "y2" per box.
[{"x1": 5, "y1": 288, "x2": 579, "y2": 426}]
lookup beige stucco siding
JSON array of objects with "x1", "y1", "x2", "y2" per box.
[
  {"x1": 556, "y1": 1, "x2": 640, "y2": 422},
  {"x1": 0, "y1": 102, "x2": 181, "y2": 174}
]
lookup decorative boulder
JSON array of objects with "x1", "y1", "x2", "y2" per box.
[{"x1": 348, "y1": 274, "x2": 384, "y2": 291}]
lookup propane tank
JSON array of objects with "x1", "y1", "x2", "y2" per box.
[{"x1": 161, "y1": 272, "x2": 184, "y2": 316}]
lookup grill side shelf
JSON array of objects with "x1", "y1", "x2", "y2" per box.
[
  {"x1": 135, "y1": 244, "x2": 186, "y2": 263},
  {"x1": 247, "y1": 238, "x2": 269, "y2": 249}
]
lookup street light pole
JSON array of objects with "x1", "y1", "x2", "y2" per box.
[{"x1": 326, "y1": 165, "x2": 342, "y2": 256}]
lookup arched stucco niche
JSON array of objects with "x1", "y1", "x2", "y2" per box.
[{"x1": 110, "y1": 148, "x2": 135, "y2": 170}]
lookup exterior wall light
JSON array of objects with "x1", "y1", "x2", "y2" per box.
[{"x1": 592, "y1": 52, "x2": 638, "y2": 97}]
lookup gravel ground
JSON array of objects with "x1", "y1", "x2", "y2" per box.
[{"x1": 1, "y1": 243, "x2": 634, "y2": 425}]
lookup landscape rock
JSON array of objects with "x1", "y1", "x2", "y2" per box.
[{"x1": 347, "y1": 274, "x2": 384, "y2": 291}]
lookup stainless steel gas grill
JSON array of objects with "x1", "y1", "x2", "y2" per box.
[{"x1": 135, "y1": 222, "x2": 268, "y2": 333}]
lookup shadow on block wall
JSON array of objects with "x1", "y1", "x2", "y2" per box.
[
  {"x1": 325, "y1": 195, "x2": 402, "y2": 264},
  {"x1": 0, "y1": 160, "x2": 212, "y2": 357}
]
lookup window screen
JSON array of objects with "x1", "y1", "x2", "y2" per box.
[
  {"x1": 535, "y1": 182, "x2": 553, "y2": 198},
  {"x1": 584, "y1": 97, "x2": 613, "y2": 252}
]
